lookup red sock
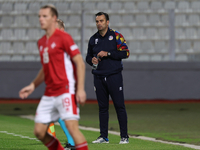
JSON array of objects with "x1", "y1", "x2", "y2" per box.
[
  {"x1": 45, "y1": 137, "x2": 64, "y2": 150},
  {"x1": 75, "y1": 141, "x2": 88, "y2": 150}
]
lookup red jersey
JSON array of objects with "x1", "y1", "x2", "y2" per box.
[{"x1": 37, "y1": 29, "x2": 80, "y2": 96}]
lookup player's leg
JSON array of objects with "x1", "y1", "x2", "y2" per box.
[
  {"x1": 107, "y1": 73, "x2": 129, "y2": 143},
  {"x1": 65, "y1": 119, "x2": 88, "y2": 149},
  {"x1": 57, "y1": 93, "x2": 88, "y2": 150},
  {"x1": 58, "y1": 118, "x2": 75, "y2": 148},
  {"x1": 34, "y1": 96, "x2": 64, "y2": 150},
  {"x1": 93, "y1": 75, "x2": 110, "y2": 143}
]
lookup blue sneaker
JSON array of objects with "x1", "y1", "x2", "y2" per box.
[{"x1": 92, "y1": 136, "x2": 109, "y2": 143}]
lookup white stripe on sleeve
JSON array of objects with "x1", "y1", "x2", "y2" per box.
[{"x1": 70, "y1": 44, "x2": 78, "y2": 51}]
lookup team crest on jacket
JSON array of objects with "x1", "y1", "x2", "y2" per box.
[{"x1": 109, "y1": 35, "x2": 113, "y2": 40}]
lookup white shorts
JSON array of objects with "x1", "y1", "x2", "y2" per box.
[{"x1": 34, "y1": 93, "x2": 80, "y2": 124}]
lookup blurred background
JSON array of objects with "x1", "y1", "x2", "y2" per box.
[{"x1": 0, "y1": 0, "x2": 200, "y2": 101}]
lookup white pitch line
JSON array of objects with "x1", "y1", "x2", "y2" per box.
[
  {"x1": 78, "y1": 126, "x2": 200, "y2": 150},
  {"x1": 20, "y1": 115, "x2": 200, "y2": 150},
  {"x1": 0, "y1": 131, "x2": 40, "y2": 141}
]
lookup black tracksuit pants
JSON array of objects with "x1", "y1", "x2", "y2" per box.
[{"x1": 94, "y1": 72, "x2": 128, "y2": 138}]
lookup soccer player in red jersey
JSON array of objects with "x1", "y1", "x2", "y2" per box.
[{"x1": 19, "y1": 5, "x2": 88, "y2": 150}]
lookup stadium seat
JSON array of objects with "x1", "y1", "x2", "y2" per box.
[
  {"x1": 126, "y1": 55, "x2": 137, "y2": 61},
  {"x1": 163, "y1": 55, "x2": 170, "y2": 61},
  {"x1": 109, "y1": 15, "x2": 122, "y2": 27},
  {"x1": 175, "y1": 28, "x2": 185, "y2": 39},
  {"x1": 14, "y1": 29, "x2": 27, "y2": 40},
  {"x1": 149, "y1": 14, "x2": 161, "y2": 26},
  {"x1": 13, "y1": 42, "x2": 25, "y2": 54},
  {"x1": 84, "y1": 15, "x2": 95, "y2": 27},
  {"x1": 68, "y1": 15, "x2": 81, "y2": 27},
  {"x1": 96, "y1": 2, "x2": 109, "y2": 10},
  {"x1": 154, "y1": 41, "x2": 168, "y2": 53},
  {"x1": 137, "y1": 1, "x2": 149, "y2": 11},
  {"x1": 70, "y1": 2, "x2": 82, "y2": 11},
  {"x1": 146, "y1": 28, "x2": 158, "y2": 39},
  {"x1": 83, "y1": 2, "x2": 96, "y2": 10},
  {"x1": 158, "y1": 28, "x2": 169, "y2": 40},
  {"x1": 110, "y1": 2, "x2": 122, "y2": 11},
  {"x1": 138, "y1": 54, "x2": 150, "y2": 61},
  {"x1": 177, "y1": 1, "x2": 190, "y2": 11},
  {"x1": 123, "y1": 2, "x2": 136, "y2": 11},
  {"x1": 14, "y1": 2, "x2": 27, "y2": 13},
  {"x1": 175, "y1": 14, "x2": 188, "y2": 26},
  {"x1": 66, "y1": 28, "x2": 80, "y2": 40},
  {"x1": 0, "y1": 42, "x2": 12, "y2": 54},
  {"x1": 58, "y1": 15, "x2": 68, "y2": 26},
  {"x1": 0, "y1": 1, "x2": 199, "y2": 62},
  {"x1": 1, "y1": 2, "x2": 13, "y2": 13},
  {"x1": 122, "y1": 15, "x2": 135, "y2": 26},
  {"x1": 129, "y1": 41, "x2": 141, "y2": 53},
  {"x1": 141, "y1": 41, "x2": 154, "y2": 53},
  {"x1": 175, "y1": 54, "x2": 188, "y2": 61},
  {"x1": 1, "y1": 29, "x2": 13, "y2": 40},
  {"x1": 84, "y1": 28, "x2": 93, "y2": 41},
  {"x1": 0, "y1": 55, "x2": 11, "y2": 61},
  {"x1": 13, "y1": 16, "x2": 28, "y2": 27},
  {"x1": 188, "y1": 14, "x2": 200, "y2": 26},
  {"x1": 164, "y1": 1, "x2": 176, "y2": 9},
  {"x1": 193, "y1": 41, "x2": 200, "y2": 52},
  {"x1": 179, "y1": 41, "x2": 192, "y2": 52},
  {"x1": 185, "y1": 28, "x2": 197, "y2": 39},
  {"x1": 135, "y1": 14, "x2": 148, "y2": 26},
  {"x1": 28, "y1": 2, "x2": 40, "y2": 13},
  {"x1": 1, "y1": 16, "x2": 13, "y2": 27},
  {"x1": 25, "y1": 42, "x2": 38, "y2": 54},
  {"x1": 11, "y1": 55, "x2": 24, "y2": 61},
  {"x1": 160, "y1": 14, "x2": 169, "y2": 26},
  {"x1": 56, "y1": 2, "x2": 69, "y2": 13},
  {"x1": 27, "y1": 29, "x2": 40, "y2": 40},
  {"x1": 24, "y1": 55, "x2": 36, "y2": 61},
  {"x1": 133, "y1": 28, "x2": 145, "y2": 39},
  {"x1": 120, "y1": 28, "x2": 133, "y2": 40},
  {"x1": 150, "y1": 1, "x2": 163, "y2": 11},
  {"x1": 40, "y1": 30, "x2": 46, "y2": 37},
  {"x1": 28, "y1": 15, "x2": 39, "y2": 27},
  {"x1": 35, "y1": 56, "x2": 40, "y2": 61},
  {"x1": 76, "y1": 41, "x2": 81, "y2": 50},
  {"x1": 191, "y1": 1, "x2": 200, "y2": 11},
  {"x1": 151, "y1": 54, "x2": 162, "y2": 61}
]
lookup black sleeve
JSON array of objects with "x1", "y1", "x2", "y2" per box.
[
  {"x1": 85, "y1": 40, "x2": 93, "y2": 66},
  {"x1": 109, "y1": 50, "x2": 129, "y2": 60}
]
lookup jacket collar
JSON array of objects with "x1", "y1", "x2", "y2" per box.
[{"x1": 97, "y1": 27, "x2": 111, "y2": 38}]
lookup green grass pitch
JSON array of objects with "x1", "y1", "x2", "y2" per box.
[{"x1": 0, "y1": 101, "x2": 199, "y2": 150}]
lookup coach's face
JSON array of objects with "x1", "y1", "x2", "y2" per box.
[
  {"x1": 96, "y1": 15, "x2": 109, "y2": 32},
  {"x1": 39, "y1": 8, "x2": 56, "y2": 30}
]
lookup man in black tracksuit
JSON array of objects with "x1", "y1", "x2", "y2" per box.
[{"x1": 86, "y1": 12, "x2": 130, "y2": 144}]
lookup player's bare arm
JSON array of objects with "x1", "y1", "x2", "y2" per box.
[
  {"x1": 19, "y1": 67, "x2": 45, "y2": 99},
  {"x1": 72, "y1": 54, "x2": 86, "y2": 105}
]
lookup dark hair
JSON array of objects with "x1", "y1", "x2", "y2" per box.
[
  {"x1": 40, "y1": 4, "x2": 58, "y2": 18},
  {"x1": 95, "y1": 12, "x2": 109, "y2": 21},
  {"x1": 57, "y1": 19, "x2": 65, "y2": 29}
]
